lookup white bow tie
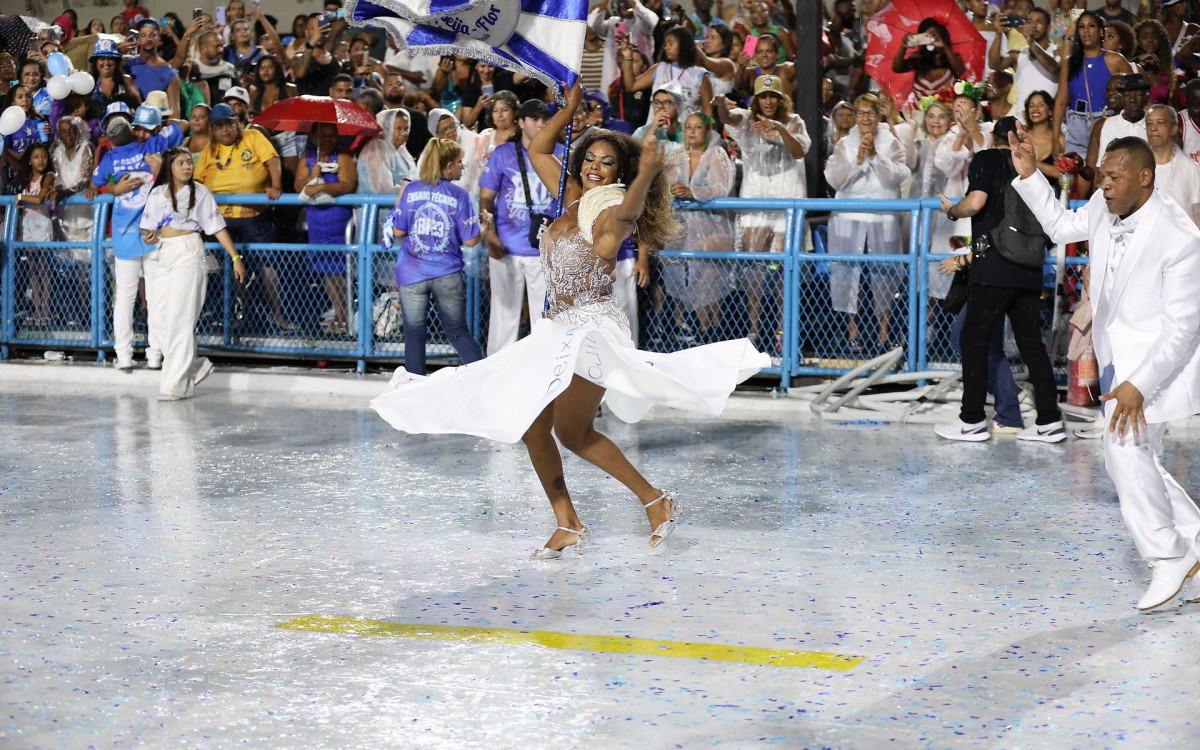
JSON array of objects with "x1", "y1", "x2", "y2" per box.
[{"x1": 1109, "y1": 219, "x2": 1137, "y2": 238}]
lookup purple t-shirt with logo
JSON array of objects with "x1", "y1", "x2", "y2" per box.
[
  {"x1": 478, "y1": 141, "x2": 565, "y2": 257},
  {"x1": 392, "y1": 179, "x2": 479, "y2": 286}
]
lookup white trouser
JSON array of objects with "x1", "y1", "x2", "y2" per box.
[
  {"x1": 113, "y1": 251, "x2": 162, "y2": 363},
  {"x1": 614, "y1": 257, "x2": 638, "y2": 344},
  {"x1": 487, "y1": 253, "x2": 546, "y2": 355},
  {"x1": 151, "y1": 234, "x2": 209, "y2": 398},
  {"x1": 1104, "y1": 421, "x2": 1200, "y2": 561}
]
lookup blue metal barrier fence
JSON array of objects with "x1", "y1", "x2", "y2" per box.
[{"x1": 0, "y1": 194, "x2": 1088, "y2": 388}]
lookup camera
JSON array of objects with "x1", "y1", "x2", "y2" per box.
[{"x1": 1001, "y1": 15, "x2": 1025, "y2": 28}]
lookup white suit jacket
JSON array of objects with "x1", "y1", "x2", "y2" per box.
[{"x1": 1012, "y1": 173, "x2": 1200, "y2": 423}]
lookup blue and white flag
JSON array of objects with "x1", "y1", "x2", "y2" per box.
[{"x1": 347, "y1": 0, "x2": 588, "y2": 101}]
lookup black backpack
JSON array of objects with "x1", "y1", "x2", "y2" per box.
[{"x1": 988, "y1": 160, "x2": 1050, "y2": 268}]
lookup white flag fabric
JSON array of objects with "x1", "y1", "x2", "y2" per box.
[{"x1": 346, "y1": 0, "x2": 588, "y2": 101}]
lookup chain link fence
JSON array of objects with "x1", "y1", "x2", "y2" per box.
[{"x1": 1, "y1": 194, "x2": 1089, "y2": 386}]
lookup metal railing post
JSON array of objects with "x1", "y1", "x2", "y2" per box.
[
  {"x1": 91, "y1": 198, "x2": 110, "y2": 359},
  {"x1": 1, "y1": 197, "x2": 16, "y2": 358},
  {"x1": 911, "y1": 202, "x2": 930, "y2": 374},
  {"x1": 357, "y1": 201, "x2": 378, "y2": 373}
]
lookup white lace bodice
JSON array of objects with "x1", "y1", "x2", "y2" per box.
[{"x1": 541, "y1": 231, "x2": 616, "y2": 316}]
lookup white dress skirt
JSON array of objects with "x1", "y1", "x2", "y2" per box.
[{"x1": 371, "y1": 231, "x2": 769, "y2": 443}]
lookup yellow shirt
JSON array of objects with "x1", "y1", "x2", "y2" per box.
[{"x1": 196, "y1": 127, "x2": 280, "y2": 218}]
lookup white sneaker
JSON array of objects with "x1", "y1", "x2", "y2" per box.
[
  {"x1": 934, "y1": 418, "x2": 990, "y2": 442},
  {"x1": 146, "y1": 353, "x2": 163, "y2": 370},
  {"x1": 115, "y1": 357, "x2": 133, "y2": 372},
  {"x1": 1138, "y1": 552, "x2": 1200, "y2": 611},
  {"x1": 1073, "y1": 425, "x2": 1105, "y2": 440},
  {"x1": 1017, "y1": 421, "x2": 1067, "y2": 443}
]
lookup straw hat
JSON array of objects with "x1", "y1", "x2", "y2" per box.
[{"x1": 143, "y1": 90, "x2": 173, "y2": 117}]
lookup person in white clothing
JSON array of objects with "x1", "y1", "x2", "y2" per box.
[
  {"x1": 1097, "y1": 74, "x2": 1150, "y2": 156},
  {"x1": 478, "y1": 99, "x2": 562, "y2": 354},
  {"x1": 825, "y1": 93, "x2": 912, "y2": 352},
  {"x1": 588, "y1": 0, "x2": 658, "y2": 94},
  {"x1": 140, "y1": 147, "x2": 246, "y2": 401},
  {"x1": 989, "y1": 7, "x2": 1061, "y2": 122},
  {"x1": 1180, "y1": 79, "x2": 1200, "y2": 164},
  {"x1": 1011, "y1": 129, "x2": 1200, "y2": 612},
  {"x1": 714, "y1": 74, "x2": 810, "y2": 347},
  {"x1": 1145, "y1": 103, "x2": 1200, "y2": 226}
]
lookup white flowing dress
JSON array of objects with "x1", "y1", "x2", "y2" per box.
[{"x1": 371, "y1": 203, "x2": 769, "y2": 443}]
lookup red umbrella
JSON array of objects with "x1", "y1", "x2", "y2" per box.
[
  {"x1": 864, "y1": 0, "x2": 987, "y2": 109},
  {"x1": 251, "y1": 95, "x2": 382, "y2": 137}
]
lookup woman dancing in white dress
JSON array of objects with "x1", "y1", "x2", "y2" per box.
[{"x1": 371, "y1": 82, "x2": 768, "y2": 559}]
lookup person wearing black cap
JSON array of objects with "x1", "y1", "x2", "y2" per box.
[
  {"x1": 125, "y1": 19, "x2": 180, "y2": 118},
  {"x1": 935, "y1": 116, "x2": 1066, "y2": 444},
  {"x1": 1098, "y1": 73, "x2": 1149, "y2": 156},
  {"x1": 478, "y1": 99, "x2": 565, "y2": 354}
]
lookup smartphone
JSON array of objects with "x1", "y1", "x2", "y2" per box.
[
  {"x1": 193, "y1": 8, "x2": 202, "y2": 20},
  {"x1": 614, "y1": 21, "x2": 626, "y2": 36},
  {"x1": 1071, "y1": 8, "x2": 1084, "y2": 21},
  {"x1": 909, "y1": 32, "x2": 935, "y2": 46},
  {"x1": 742, "y1": 34, "x2": 759, "y2": 57},
  {"x1": 215, "y1": 6, "x2": 227, "y2": 26},
  {"x1": 1002, "y1": 15, "x2": 1024, "y2": 28},
  {"x1": 252, "y1": 0, "x2": 261, "y2": 10}
]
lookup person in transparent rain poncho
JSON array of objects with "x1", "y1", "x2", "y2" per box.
[
  {"x1": 663, "y1": 112, "x2": 736, "y2": 344},
  {"x1": 905, "y1": 98, "x2": 957, "y2": 303},
  {"x1": 824, "y1": 92, "x2": 912, "y2": 353},
  {"x1": 51, "y1": 116, "x2": 96, "y2": 318},
  {"x1": 712, "y1": 74, "x2": 810, "y2": 349}
]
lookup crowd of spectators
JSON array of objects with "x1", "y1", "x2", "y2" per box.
[{"x1": 5, "y1": 0, "x2": 1200, "y2": 362}]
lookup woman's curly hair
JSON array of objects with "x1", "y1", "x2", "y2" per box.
[{"x1": 568, "y1": 128, "x2": 679, "y2": 250}]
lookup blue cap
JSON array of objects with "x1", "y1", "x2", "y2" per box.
[
  {"x1": 102, "y1": 102, "x2": 132, "y2": 123},
  {"x1": 132, "y1": 104, "x2": 162, "y2": 130},
  {"x1": 210, "y1": 103, "x2": 237, "y2": 123},
  {"x1": 134, "y1": 18, "x2": 160, "y2": 33},
  {"x1": 89, "y1": 38, "x2": 121, "y2": 60}
]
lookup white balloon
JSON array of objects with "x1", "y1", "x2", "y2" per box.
[
  {"x1": 68, "y1": 71, "x2": 95, "y2": 96},
  {"x1": 46, "y1": 75, "x2": 72, "y2": 101},
  {"x1": 0, "y1": 105, "x2": 25, "y2": 137}
]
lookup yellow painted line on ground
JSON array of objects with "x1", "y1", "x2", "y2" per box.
[{"x1": 276, "y1": 615, "x2": 864, "y2": 671}]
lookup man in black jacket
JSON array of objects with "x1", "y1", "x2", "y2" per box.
[{"x1": 934, "y1": 116, "x2": 1066, "y2": 443}]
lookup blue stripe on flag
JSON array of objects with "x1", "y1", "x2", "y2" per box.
[
  {"x1": 352, "y1": 0, "x2": 399, "y2": 22},
  {"x1": 506, "y1": 32, "x2": 576, "y2": 87},
  {"x1": 405, "y1": 23, "x2": 458, "y2": 47},
  {"x1": 428, "y1": 0, "x2": 475, "y2": 12},
  {"x1": 521, "y1": 0, "x2": 588, "y2": 20}
]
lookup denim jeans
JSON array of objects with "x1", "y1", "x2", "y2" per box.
[{"x1": 398, "y1": 272, "x2": 483, "y2": 375}]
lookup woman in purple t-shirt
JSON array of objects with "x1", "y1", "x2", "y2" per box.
[{"x1": 388, "y1": 138, "x2": 485, "y2": 376}]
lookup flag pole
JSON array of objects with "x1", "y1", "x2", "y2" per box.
[{"x1": 556, "y1": 118, "x2": 574, "y2": 218}]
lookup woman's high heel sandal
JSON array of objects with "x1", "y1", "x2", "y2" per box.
[
  {"x1": 644, "y1": 491, "x2": 679, "y2": 548},
  {"x1": 530, "y1": 526, "x2": 589, "y2": 560}
]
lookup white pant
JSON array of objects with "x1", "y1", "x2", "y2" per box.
[
  {"x1": 614, "y1": 257, "x2": 638, "y2": 344},
  {"x1": 1104, "y1": 421, "x2": 1200, "y2": 561},
  {"x1": 151, "y1": 234, "x2": 209, "y2": 398},
  {"x1": 113, "y1": 251, "x2": 162, "y2": 363},
  {"x1": 487, "y1": 254, "x2": 546, "y2": 355}
]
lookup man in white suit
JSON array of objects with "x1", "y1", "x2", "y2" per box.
[{"x1": 1010, "y1": 130, "x2": 1200, "y2": 612}]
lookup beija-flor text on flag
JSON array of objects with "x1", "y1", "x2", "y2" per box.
[{"x1": 346, "y1": 0, "x2": 588, "y2": 101}]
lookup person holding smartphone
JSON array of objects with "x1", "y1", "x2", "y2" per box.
[
  {"x1": 292, "y1": 12, "x2": 344, "y2": 97},
  {"x1": 892, "y1": 18, "x2": 964, "y2": 106}
]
